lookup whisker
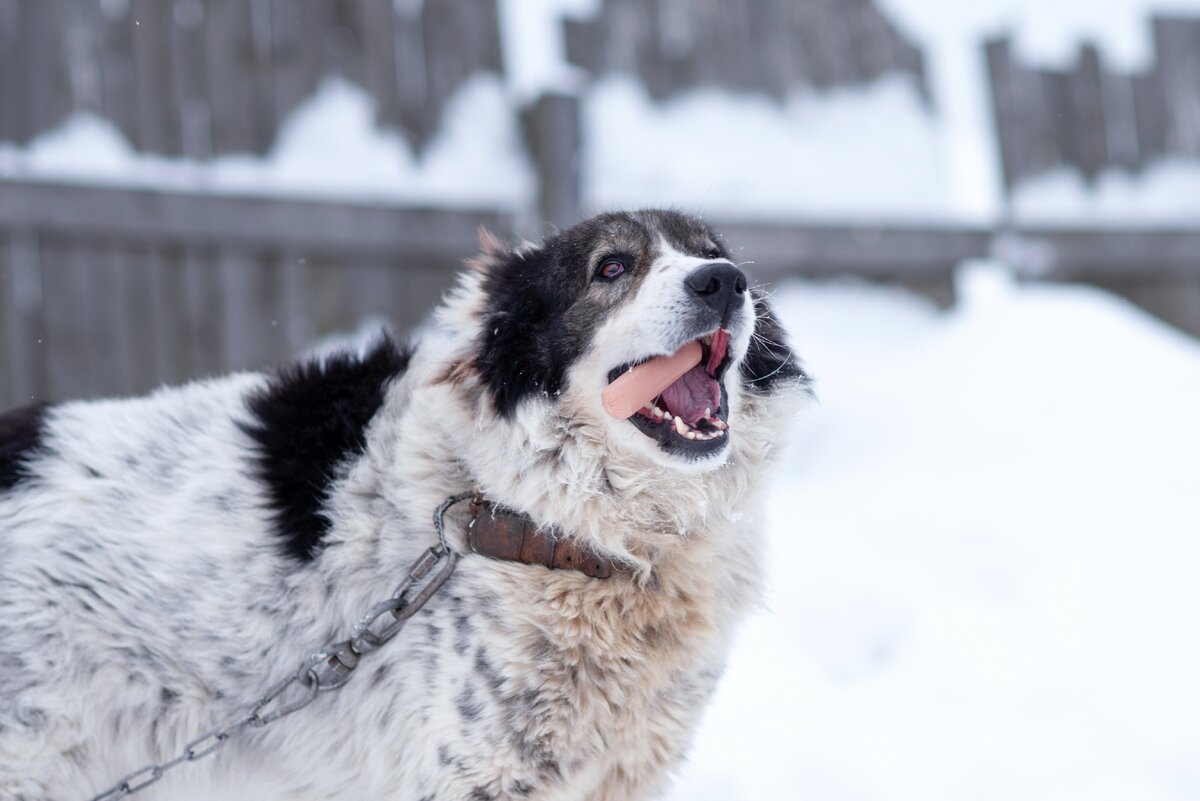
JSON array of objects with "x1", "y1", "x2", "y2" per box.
[{"x1": 748, "y1": 353, "x2": 794, "y2": 384}]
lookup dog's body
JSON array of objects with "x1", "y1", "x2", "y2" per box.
[{"x1": 0, "y1": 211, "x2": 806, "y2": 801}]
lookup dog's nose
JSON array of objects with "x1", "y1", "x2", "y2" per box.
[{"x1": 685, "y1": 262, "x2": 748, "y2": 319}]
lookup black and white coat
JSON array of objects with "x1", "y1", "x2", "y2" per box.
[{"x1": 0, "y1": 210, "x2": 807, "y2": 801}]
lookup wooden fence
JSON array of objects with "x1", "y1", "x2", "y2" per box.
[
  {"x1": 565, "y1": 0, "x2": 929, "y2": 103},
  {"x1": 0, "y1": 0, "x2": 932, "y2": 228},
  {"x1": 0, "y1": 179, "x2": 507, "y2": 407},
  {"x1": 0, "y1": 0, "x2": 943, "y2": 407},
  {"x1": 3, "y1": 176, "x2": 1200, "y2": 407},
  {"x1": 0, "y1": 0, "x2": 501, "y2": 156},
  {"x1": 985, "y1": 15, "x2": 1200, "y2": 191},
  {"x1": 2, "y1": 2, "x2": 1200, "y2": 407},
  {"x1": 717, "y1": 220, "x2": 1200, "y2": 334}
]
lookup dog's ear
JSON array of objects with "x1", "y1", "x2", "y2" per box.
[
  {"x1": 465, "y1": 226, "x2": 511, "y2": 274},
  {"x1": 740, "y1": 292, "x2": 809, "y2": 393},
  {"x1": 473, "y1": 241, "x2": 568, "y2": 416}
]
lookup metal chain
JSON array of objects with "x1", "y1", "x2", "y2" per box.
[{"x1": 85, "y1": 491, "x2": 475, "y2": 801}]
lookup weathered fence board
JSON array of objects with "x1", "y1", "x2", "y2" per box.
[
  {"x1": 997, "y1": 228, "x2": 1200, "y2": 279},
  {"x1": 0, "y1": 179, "x2": 510, "y2": 406},
  {"x1": 0, "y1": 180, "x2": 505, "y2": 254},
  {"x1": 1, "y1": 228, "x2": 47, "y2": 406},
  {"x1": 1153, "y1": 16, "x2": 1200, "y2": 157},
  {"x1": 40, "y1": 239, "x2": 94, "y2": 399},
  {"x1": 712, "y1": 221, "x2": 992, "y2": 280},
  {"x1": 715, "y1": 220, "x2": 1200, "y2": 335},
  {"x1": 722, "y1": 221, "x2": 1200, "y2": 283},
  {"x1": 986, "y1": 15, "x2": 1200, "y2": 191},
  {"x1": 523, "y1": 94, "x2": 583, "y2": 230},
  {"x1": 565, "y1": 0, "x2": 929, "y2": 103},
  {"x1": 0, "y1": 0, "x2": 504, "y2": 157}
]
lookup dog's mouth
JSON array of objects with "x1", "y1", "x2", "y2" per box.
[{"x1": 605, "y1": 330, "x2": 733, "y2": 458}]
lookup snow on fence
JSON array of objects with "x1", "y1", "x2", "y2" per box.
[
  {"x1": 0, "y1": 179, "x2": 507, "y2": 407},
  {"x1": 563, "y1": 0, "x2": 929, "y2": 104},
  {"x1": 0, "y1": 0, "x2": 502, "y2": 157},
  {"x1": 985, "y1": 15, "x2": 1200, "y2": 192}
]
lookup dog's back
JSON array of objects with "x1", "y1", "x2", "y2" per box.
[{"x1": 0, "y1": 374, "x2": 284, "y2": 792}]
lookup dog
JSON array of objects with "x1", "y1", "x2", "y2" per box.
[{"x1": 0, "y1": 210, "x2": 807, "y2": 801}]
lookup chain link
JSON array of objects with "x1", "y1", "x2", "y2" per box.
[{"x1": 84, "y1": 491, "x2": 474, "y2": 801}]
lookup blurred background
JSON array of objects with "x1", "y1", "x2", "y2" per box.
[{"x1": 1, "y1": 1, "x2": 1198, "y2": 799}]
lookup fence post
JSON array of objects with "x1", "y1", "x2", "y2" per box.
[
  {"x1": 983, "y1": 36, "x2": 1021, "y2": 202},
  {"x1": 522, "y1": 93, "x2": 583, "y2": 229},
  {"x1": 1153, "y1": 15, "x2": 1200, "y2": 157},
  {"x1": 1073, "y1": 43, "x2": 1108, "y2": 181},
  {"x1": 0, "y1": 232, "x2": 8, "y2": 409},
  {"x1": 2, "y1": 230, "x2": 47, "y2": 405}
]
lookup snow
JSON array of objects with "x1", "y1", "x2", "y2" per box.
[
  {"x1": 497, "y1": 0, "x2": 595, "y2": 101},
  {"x1": 0, "y1": 75, "x2": 534, "y2": 210},
  {"x1": 668, "y1": 266, "x2": 1200, "y2": 801},
  {"x1": 583, "y1": 76, "x2": 954, "y2": 223},
  {"x1": 1012, "y1": 161, "x2": 1200, "y2": 226}
]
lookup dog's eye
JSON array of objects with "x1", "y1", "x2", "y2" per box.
[
  {"x1": 704, "y1": 247, "x2": 722, "y2": 259},
  {"x1": 596, "y1": 259, "x2": 627, "y2": 281}
]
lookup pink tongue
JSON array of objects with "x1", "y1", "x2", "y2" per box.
[
  {"x1": 661, "y1": 364, "x2": 720, "y2": 425},
  {"x1": 601, "y1": 341, "x2": 702, "y2": 420},
  {"x1": 708, "y1": 328, "x2": 730, "y2": 374}
]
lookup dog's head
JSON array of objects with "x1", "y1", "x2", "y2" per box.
[{"x1": 434, "y1": 210, "x2": 806, "y2": 478}]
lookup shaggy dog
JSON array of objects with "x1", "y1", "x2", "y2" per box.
[{"x1": 0, "y1": 210, "x2": 806, "y2": 801}]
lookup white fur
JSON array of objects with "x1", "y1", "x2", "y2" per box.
[{"x1": 0, "y1": 227, "x2": 804, "y2": 801}]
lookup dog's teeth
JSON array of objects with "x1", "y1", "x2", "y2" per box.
[
  {"x1": 674, "y1": 416, "x2": 688, "y2": 436},
  {"x1": 712, "y1": 418, "x2": 726, "y2": 430},
  {"x1": 652, "y1": 406, "x2": 664, "y2": 418},
  {"x1": 713, "y1": 429, "x2": 726, "y2": 437},
  {"x1": 685, "y1": 431, "x2": 698, "y2": 440},
  {"x1": 704, "y1": 407, "x2": 712, "y2": 419}
]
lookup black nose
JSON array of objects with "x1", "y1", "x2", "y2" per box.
[{"x1": 685, "y1": 262, "x2": 748, "y2": 319}]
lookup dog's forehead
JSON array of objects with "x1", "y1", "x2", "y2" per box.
[
  {"x1": 640, "y1": 211, "x2": 720, "y2": 255},
  {"x1": 566, "y1": 211, "x2": 718, "y2": 261},
  {"x1": 570, "y1": 216, "x2": 653, "y2": 258}
]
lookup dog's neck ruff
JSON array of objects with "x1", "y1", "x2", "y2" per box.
[{"x1": 466, "y1": 498, "x2": 618, "y2": 579}]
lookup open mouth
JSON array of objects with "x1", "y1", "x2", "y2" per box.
[{"x1": 605, "y1": 329, "x2": 733, "y2": 458}]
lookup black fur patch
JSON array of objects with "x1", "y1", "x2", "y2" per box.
[
  {"x1": 741, "y1": 294, "x2": 808, "y2": 393},
  {"x1": 475, "y1": 242, "x2": 583, "y2": 416},
  {"x1": 0, "y1": 402, "x2": 49, "y2": 492},
  {"x1": 242, "y1": 338, "x2": 410, "y2": 561}
]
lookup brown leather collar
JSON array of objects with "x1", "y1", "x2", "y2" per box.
[{"x1": 466, "y1": 499, "x2": 617, "y2": 579}]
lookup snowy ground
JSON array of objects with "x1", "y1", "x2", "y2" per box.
[{"x1": 667, "y1": 267, "x2": 1200, "y2": 801}]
